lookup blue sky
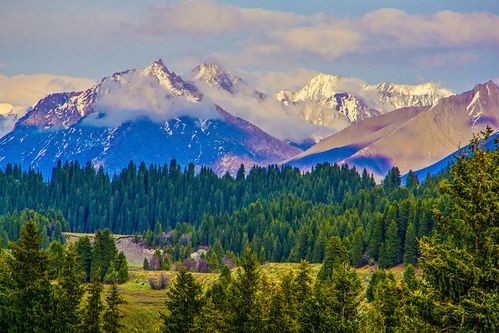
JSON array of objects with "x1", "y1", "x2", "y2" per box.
[{"x1": 1, "y1": 0, "x2": 499, "y2": 93}]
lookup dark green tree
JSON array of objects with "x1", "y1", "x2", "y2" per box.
[
  {"x1": 6, "y1": 220, "x2": 55, "y2": 332},
  {"x1": 82, "y1": 269, "x2": 104, "y2": 333},
  {"x1": 161, "y1": 268, "x2": 204, "y2": 333},
  {"x1": 55, "y1": 243, "x2": 84, "y2": 333},
  {"x1": 317, "y1": 236, "x2": 348, "y2": 282},
  {"x1": 403, "y1": 222, "x2": 418, "y2": 265},
  {"x1": 103, "y1": 276, "x2": 126, "y2": 333},
  {"x1": 75, "y1": 236, "x2": 93, "y2": 282}
]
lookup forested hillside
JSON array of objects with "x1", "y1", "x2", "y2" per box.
[{"x1": 0, "y1": 155, "x2": 443, "y2": 267}]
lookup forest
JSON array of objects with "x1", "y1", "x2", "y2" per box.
[{"x1": 0, "y1": 130, "x2": 497, "y2": 332}]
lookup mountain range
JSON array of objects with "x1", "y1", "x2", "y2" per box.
[
  {"x1": 287, "y1": 80, "x2": 499, "y2": 179},
  {"x1": 0, "y1": 59, "x2": 496, "y2": 179}
]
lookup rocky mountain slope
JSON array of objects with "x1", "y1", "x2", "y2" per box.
[{"x1": 286, "y1": 80, "x2": 498, "y2": 179}]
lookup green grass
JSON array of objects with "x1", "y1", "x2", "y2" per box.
[{"x1": 115, "y1": 263, "x2": 408, "y2": 332}]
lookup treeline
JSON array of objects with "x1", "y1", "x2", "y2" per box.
[
  {"x1": 0, "y1": 222, "x2": 127, "y2": 332},
  {"x1": 160, "y1": 129, "x2": 498, "y2": 332},
  {"x1": 0, "y1": 156, "x2": 444, "y2": 267},
  {"x1": 0, "y1": 160, "x2": 377, "y2": 235}
]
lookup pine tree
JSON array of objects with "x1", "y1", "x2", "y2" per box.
[
  {"x1": 55, "y1": 243, "x2": 84, "y2": 333},
  {"x1": 405, "y1": 170, "x2": 419, "y2": 189},
  {"x1": 229, "y1": 247, "x2": 262, "y2": 333},
  {"x1": 75, "y1": 236, "x2": 93, "y2": 282},
  {"x1": 402, "y1": 264, "x2": 419, "y2": 291},
  {"x1": 370, "y1": 273, "x2": 402, "y2": 332},
  {"x1": 415, "y1": 128, "x2": 499, "y2": 331},
  {"x1": 47, "y1": 239, "x2": 64, "y2": 279},
  {"x1": 161, "y1": 268, "x2": 204, "y2": 333},
  {"x1": 83, "y1": 270, "x2": 104, "y2": 333},
  {"x1": 6, "y1": 220, "x2": 55, "y2": 332},
  {"x1": 317, "y1": 236, "x2": 348, "y2": 282},
  {"x1": 382, "y1": 220, "x2": 401, "y2": 267},
  {"x1": 103, "y1": 276, "x2": 126, "y2": 333},
  {"x1": 143, "y1": 257, "x2": 149, "y2": 270},
  {"x1": 403, "y1": 222, "x2": 418, "y2": 265},
  {"x1": 350, "y1": 226, "x2": 365, "y2": 267},
  {"x1": 115, "y1": 251, "x2": 129, "y2": 283}
]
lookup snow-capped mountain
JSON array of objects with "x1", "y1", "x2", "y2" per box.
[
  {"x1": 0, "y1": 60, "x2": 300, "y2": 176},
  {"x1": 286, "y1": 80, "x2": 498, "y2": 179},
  {"x1": 277, "y1": 73, "x2": 453, "y2": 128},
  {"x1": 190, "y1": 63, "x2": 265, "y2": 98}
]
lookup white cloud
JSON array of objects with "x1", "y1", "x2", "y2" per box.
[
  {"x1": 0, "y1": 73, "x2": 95, "y2": 108},
  {"x1": 133, "y1": 2, "x2": 499, "y2": 70},
  {"x1": 84, "y1": 71, "x2": 219, "y2": 127}
]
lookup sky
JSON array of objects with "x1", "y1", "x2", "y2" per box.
[{"x1": 1, "y1": 0, "x2": 499, "y2": 106}]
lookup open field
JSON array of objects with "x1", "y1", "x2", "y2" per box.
[{"x1": 114, "y1": 263, "x2": 407, "y2": 332}]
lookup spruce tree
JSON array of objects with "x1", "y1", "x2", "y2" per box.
[
  {"x1": 6, "y1": 220, "x2": 55, "y2": 332},
  {"x1": 75, "y1": 236, "x2": 93, "y2": 282},
  {"x1": 382, "y1": 220, "x2": 401, "y2": 267},
  {"x1": 317, "y1": 236, "x2": 348, "y2": 282},
  {"x1": 403, "y1": 222, "x2": 418, "y2": 265},
  {"x1": 350, "y1": 226, "x2": 365, "y2": 267},
  {"x1": 415, "y1": 128, "x2": 499, "y2": 331},
  {"x1": 161, "y1": 268, "x2": 204, "y2": 333},
  {"x1": 402, "y1": 264, "x2": 419, "y2": 291},
  {"x1": 103, "y1": 276, "x2": 126, "y2": 333},
  {"x1": 55, "y1": 243, "x2": 84, "y2": 333},
  {"x1": 229, "y1": 247, "x2": 262, "y2": 333},
  {"x1": 83, "y1": 269, "x2": 104, "y2": 333},
  {"x1": 115, "y1": 251, "x2": 129, "y2": 283}
]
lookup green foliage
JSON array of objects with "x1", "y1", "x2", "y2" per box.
[
  {"x1": 103, "y1": 277, "x2": 126, "y2": 333},
  {"x1": 403, "y1": 222, "x2": 418, "y2": 265},
  {"x1": 115, "y1": 251, "x2": 129, "y2": 283},
  {"x1": 92, "y1": 229, "x2": 117, "y2": 281},
  {"x1": 75, "y1": 236, "x2": 93, "y2": 282},
  {"x1": 83, "y1": 270, "x2": 104, "y2": 333},
  {"x1": 317, "y1": 236, "x2": 348, "y2": 282},
  {"x1": 402, "y1": 264, "x2": 419, "y2": 291},
  {"x1": 6, "y1": 220, "x2": 55, "y2": 332},
  {"x1": 161, "y1": 268, "x2": 204, "y2": 333},
  {"x1": 55, "y1": 243, "x2": 84, "y2": 333},
  {"x1": 383, "y1": 166, "x2": 401, "y2": 194},
  {"x1": 414, "y1": 128, "x2": 499, "y2": 331},
  {"x1": 228, "y1": 247, "x2": 263, "y2": 332}
]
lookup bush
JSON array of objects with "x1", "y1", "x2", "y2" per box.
[{"x1": 149, "y1": 273, "x2": 169, "y2": 290}]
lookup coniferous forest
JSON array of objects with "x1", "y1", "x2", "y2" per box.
[{"x1": 0, "y1": 130, "x2": 497, "y2": 332}]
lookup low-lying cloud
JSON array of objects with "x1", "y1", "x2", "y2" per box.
[{"x1": 84, "y1": 71, "x2": 219, "y2": 127}]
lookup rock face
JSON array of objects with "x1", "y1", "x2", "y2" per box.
[
  {"x1": 286, "y1": 81, "x2": 499, "y2": 179},
  {"x1": 277, "y1": 73, "x2": 454, "y2": 128},
  {"x1": 0, "y1": 59, "x2": 300, "y2": 176}
]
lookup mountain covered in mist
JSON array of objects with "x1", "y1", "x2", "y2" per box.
[{"x1": 0, "y1": 59, "x2": 299, "y2": 175}]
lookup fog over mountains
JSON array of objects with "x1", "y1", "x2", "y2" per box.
[{"x1": 0, "y1": 59, "x2": 496, "y2": 179}]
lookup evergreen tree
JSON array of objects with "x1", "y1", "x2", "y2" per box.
[
  {"x1": 47, "y1": 239, "x2": 65, "y2": 278},
  {"x1": 370, "y1": 273, "x2": 402, "y2": 332},
  {"x1": 382, "y1": 220, "x2": 401, "y2": 267},
  {"x1": 143, "y1": 257, "x2": 149, "y2": 270},
  {"x1": 317, "y1": 236, "x2": 348, "y2": 282},
  {"x1": 75, "y1": 236, "x2": 93, "y2": 282},
  {"x1": 6, "y1": 220, "x2": 55, "y2": 332},
  {"x1": 415, "y1": 128, "x2": 499, "y2": 331},
  {"x1": 402, "y1": 264, "x2": 419, "y2": 291},
  {"x1": 55, "y1": 243, "x2": 84, "y2": 333},
  {"x1": 350, "y1": 226, "x2": 365, "y2": 267},
  {"x1": 229, "y1": 247, "x2": 262, "y2": 333},
  {"x1": 115, "y1": 251, "x2": 129, "y2": 283},
  {"x1": 383, "y1": 167, "x2": 401, "y2": 194},
  {"x1": 403, "y1": 222, "x2": 418, "y2": 265},
  {"x1": 405, "y1": 170, "x2": 419, "y2": 189},
  {"x1": 161, "y1": 268, "x2": 204, "y2": 333},
  {"x1": 103, "y1": 276, "x2": 126, "y2": 333},
  {"x1": 83, "y1": 270, "x2": 104, "y2": 333}
]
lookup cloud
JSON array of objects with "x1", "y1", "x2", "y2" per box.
[
  {"x1": 135, "y1": 0, "x2": 309, "y2": 36},
  {"x1": 84, "y1": 71, "x2": 219, "y2": 127},
  {"x1": 133, "y1": 1, "x2": 499, "y2": 71},
  {"x1": 244, "y1": 69, "x2": 318, "y2": 94},
  {"x1": 193, "y1": 79, "x2": 334, "y2": 143},
  {"x1": 0, "y1": 73, "x2": 95, "y2": 108}
]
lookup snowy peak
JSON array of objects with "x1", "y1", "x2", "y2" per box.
[
  {"x1": 191, "y1": 63, "x2": 265, "y2": 99},
  {"x1": 370, "y1": 81, "x2": 454, "y2": 111},
  {"x1": 277, "y1": 72, "x2": 454, "y2": 129},
  {"x1": 191, "y1": 63, "x2": 242, "y2": 94}
]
